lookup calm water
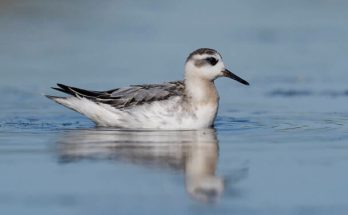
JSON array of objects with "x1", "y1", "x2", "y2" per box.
[{"x1": 1, "y1": 0, "x2": 348, "y2": 214}]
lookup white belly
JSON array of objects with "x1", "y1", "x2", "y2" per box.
[
  {"x1": 56, "y1": 97, "x2": 219, "y2": 129},
  {"x1": 115, "y1": 97, "x2": 219, "y2": 129}
]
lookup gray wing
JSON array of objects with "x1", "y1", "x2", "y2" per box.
[{"x1": 51, "y1": 81, "x2": 185, "y2": 109}]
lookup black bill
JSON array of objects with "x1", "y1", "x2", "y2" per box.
[{"x1": 222, "y1": 69, "x2": 249, "y2": 85}]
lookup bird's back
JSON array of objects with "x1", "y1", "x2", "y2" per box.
[{"x1": 50, "y1": 81, "x2": 185, "y2": 109}]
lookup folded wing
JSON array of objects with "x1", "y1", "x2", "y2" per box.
[{"x1": 51, "y1": 81, "x2": 185, "y2": 109}]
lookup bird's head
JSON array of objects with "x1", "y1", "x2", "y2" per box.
[{"x1": 184, "y1": 48, "x2": 249, "y2": 85}]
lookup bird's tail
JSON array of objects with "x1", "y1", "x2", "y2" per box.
[
  {"x1": 45, "y1": 95, "x2": 77, "y2": 112},
  {"x1": 45, "y1": 95, "x2": 65, "y2": 101},
  {"x1": 45, "y1": 83, "x2": 86, "y2": 110}
]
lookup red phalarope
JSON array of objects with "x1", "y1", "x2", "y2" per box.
[{"x1": 46, "y1": 48, "x2": 249, "y2": 129}]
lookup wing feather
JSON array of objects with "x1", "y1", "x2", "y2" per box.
[{"x1": 51, "y1": 81, "x2": 185, "y2": 109}]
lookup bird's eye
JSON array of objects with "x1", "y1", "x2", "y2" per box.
[{"x1": 206, "y1": 57, "x2": 218, "y2": 66}]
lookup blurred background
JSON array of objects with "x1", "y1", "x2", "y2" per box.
[
  {"x1": 0, "y1": 0, "x2": 348, "y2": 215},
  {"x1": 1, "y1": 0, "x2": 347, "y2": 88}
]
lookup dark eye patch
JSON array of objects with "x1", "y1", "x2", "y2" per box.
[{"x1": 205, "y1": 57, "x2": 218, "y2": 66}]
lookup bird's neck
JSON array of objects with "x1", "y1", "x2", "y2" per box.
[{"x1": 184, "y1": 77, "x2": 219, "y2": 105}]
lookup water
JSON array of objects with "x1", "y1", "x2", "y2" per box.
[{"x1": 1, "y1": 0, "x2": 348, "y2": 214}]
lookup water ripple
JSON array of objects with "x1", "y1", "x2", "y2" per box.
[{"x1": 268, "y1": 89, "x2": 348, "y2": 97}]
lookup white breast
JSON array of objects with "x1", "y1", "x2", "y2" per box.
[{"x1": 116, "y1": 97, "x2": 219, "y2": 129}]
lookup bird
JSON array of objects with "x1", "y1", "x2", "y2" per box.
[{"x1": 46, "y1": 48, "x2": 249, "y2": 129}]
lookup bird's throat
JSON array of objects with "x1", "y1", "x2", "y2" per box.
[{"x1": 184, "y1": 78, "x2": 219, "y2": 105}]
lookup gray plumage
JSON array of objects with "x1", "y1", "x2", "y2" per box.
[
  {"x1": 51, "y1": 81, "x2": 185, "y2": 109},
  {"x1": 186, "y1": 48, "x2": 222, "y2": 62}
]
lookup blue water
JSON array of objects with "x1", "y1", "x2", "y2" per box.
[{"x1": 1, "y1": 0, "x2": 348, "y2": 214}]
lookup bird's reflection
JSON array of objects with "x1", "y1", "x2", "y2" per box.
[{"x1": 57, "y1": 128, "x2": 241, "y2": 202}]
